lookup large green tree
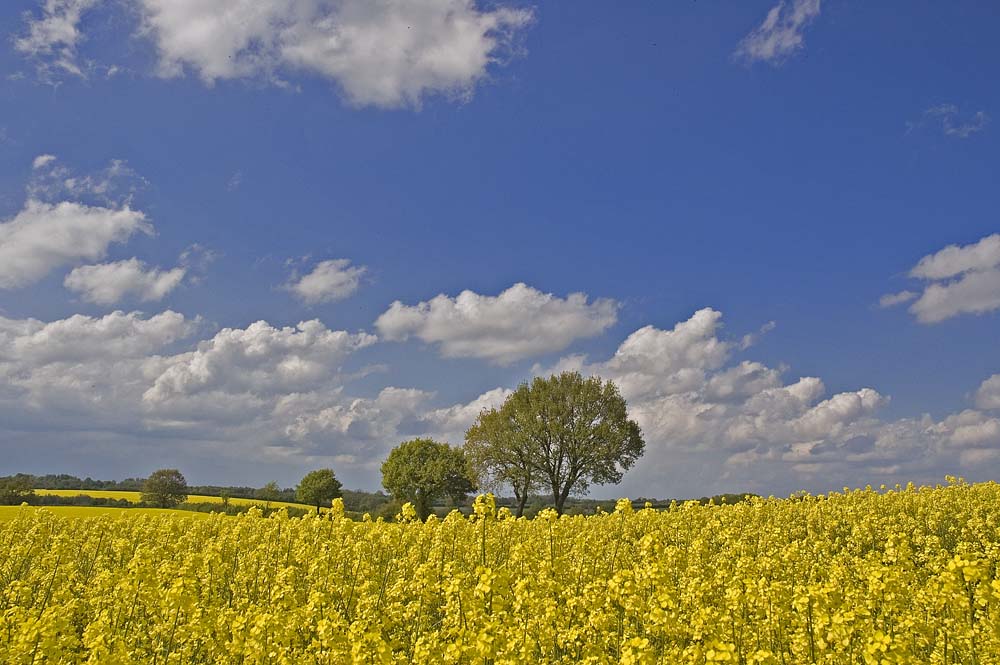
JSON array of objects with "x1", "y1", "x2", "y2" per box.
[
  {"x1": 381, "y1": 438, "x2": 476, "y2": 520},
  {"x1": 141, "y1": 469, "x2": 188, "y2": 508},
  {"x1": 296, "y1": 469, "x2": 343, "y2": 514},
  {"x1": 465, "y1": 371, "x2": 644, "y2": 514}
]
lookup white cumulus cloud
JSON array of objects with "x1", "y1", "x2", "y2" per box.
[
  {"x1": 285, "y1": 258, "x2": 366, "y2": 304},
  {"x1": 144, "y1": 319, "x2": 377, "y2": 403},
  {"x1": 734, "y1": 0, "x2": 821, "y2": 66},
  {"x1": 976, "y1": 375, "x2": 1000, "y2": 411},
  {"x1": 890, "y1": 234, "x2": 1000, "y2": 323},
  {"x1": 0, "y1": 199, "x2": 151, "y2": 289},
  {"x1": 533, "y1": 308, "x2": 909, "y2": 496},
  {"x1": 375, "y1": 282, "x2": 618, "y2": 364},
  {"x1": 64, "y1": 258, "x2": 187, "y2": 305},
  {"x1": 137, "y1": 0, "x2": 533, "y2": 108},
  {"x1": 0, "y1": 309, "x2": 196, "y2": 365},
  {"x1": 0, "y1": 309, "x2": 391, "y2": 483}
]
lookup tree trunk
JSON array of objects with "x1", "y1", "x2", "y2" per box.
[
  {"x1": 515, "y1": 492, "x2": 528, "y2": 518},
  {"x1": 415, "y1": 495, "x2": 430, "y2": 521},
  {"x1": 555, "y1": 483, "x2": 573, "y2": 515}
]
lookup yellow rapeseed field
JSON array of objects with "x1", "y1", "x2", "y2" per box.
[
  {"x1": 0, "y1": 506, "x2": 215, "y2": 522},
  {"x1": 33, "y1": 489, "x2": 313, "y2": 511},
  {"x1": 3, "y1": 479, "x2": 1000, "y2": 664}
]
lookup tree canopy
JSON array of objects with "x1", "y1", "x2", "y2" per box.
[
  {"x1": 381, "y1": 438, "x2": 476, "y2": 520},
  {"x1": 140, "y1": 469, "x2": 188, "y2": 508},
  {"x1": 465, "y1": 371, "x2": 644, "y2": 514},
  {"x1": 296, "y1": 469, "x2": 343, "y2": 514},
  {"x1": 0, "y1": 474, "x2": 35, "y2": 505},
  {"x1": 257, "y1": 481, "x2": 281, "y2": 504}
]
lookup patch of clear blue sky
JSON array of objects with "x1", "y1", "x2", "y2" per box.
[{"x1": 0, "y1": 0, "x2": 997, "y2": 423}]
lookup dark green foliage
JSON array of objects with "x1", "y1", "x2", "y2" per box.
[
  {"x1": 381, "y1": 438, "x2": 477, "y2": 520},
  {"x1": 341, "y1": 489, "x2": 392, "y2": 513},
  {"x1": 0, "y1": 474, "x2": 35, "y2": 504},
  {"x1": 140, "y1": 469, "x2": 188, "y2": 508},
  {"x1": 256, "y1": 481, "x2": 282, "y2": 503},
  {"x1": 296, "y1": 469, "x2": 343, "y2": 514}
]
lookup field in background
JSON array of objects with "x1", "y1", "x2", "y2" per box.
[
  {"x1": 34, "y1": 488, "x2": 315, "y2": 511},
  {"x1": 0, "y1": 505, "x2": 215, "y2": 521}
]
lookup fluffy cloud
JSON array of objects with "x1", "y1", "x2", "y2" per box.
[
  {"x1": 285, "y1": 259, "x2": 366, "y2": 304},
  {"x1": 17, "y1": 0, "x2": 533, "y2": 106},
  {"x1": 0, "y1": 310, "x2": 198, "y2": 430},
  {"x1": 911, "y1": 234, "x2": 1000, "y2": 279},
  {"x1": 882, "y1": 234, "x2": 1000, "y2": 323},
  {"x1": 281, "y1": 387, "x2": 435, "y2": 458},
  {"x1": 14, "y1": 0, "x2": 98, "y2": 78},
  {"x1": 33, "y1": 154, "x2": 57, "y2": 169},
  {"x1": 64, "y1": 258, "x2": 186, "y2": 305},
  {"x1": 376, "y1": 282, "x2": 618, "y2": 364},
  {"x1": 0, "y1": 309, "x2": 402, "y2": 482},
  {"x1": 423, "y1": 386, "x2": 513, "y2": 435},
  {"x1": 933, "y1": 410, "x2": 1000, "y2": 450},
  {"x1": 0, "y1": 199, "x2": 151, "y2": 289},
  {"x1": 910, "y1": 271, "x2": 1000, "y2": 323},
  {"x1": 0, "y1": 309, "x2": 196, "y2": 365},
  {"x1": 144, "y1": 320, "x2": 376, "y2": 403},
  {"x1": 734, "y1": 0, "x2": 821, "y2": 65},
  {"x1": 136, "y1": 0, "x2": 532, "y2": 108},
  {"x1": 976, "y1": 375, "x2": 1000, "y2": 411}
]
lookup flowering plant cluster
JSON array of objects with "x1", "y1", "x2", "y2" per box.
[{"x1": 2, "y1": 481, "x2": 1000, "y2": 663}]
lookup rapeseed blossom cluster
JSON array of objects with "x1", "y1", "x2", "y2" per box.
[{"x1": 3, "y1": 480, "x2": 1000, "y2": 663}]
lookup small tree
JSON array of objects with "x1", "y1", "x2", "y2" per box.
[
  {"x1": 141, "y1": 469, "x2": 188, "y2": 508},
  {"x1": 257, "y1": 481, "x2": 280, "y2": 505},
  {"x1": 0, "y1": 474, "x2": 35, "y2": 505},
  {"x1": 381, "y1": 438, "x2": 477, "y2": 520},
  {"x1": 296, "y1": 469, "x2": 343, "y2": 514}
]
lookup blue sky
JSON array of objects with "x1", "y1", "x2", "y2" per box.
[{"x1": 0, "y1": 0, "x2": 998, "y2": 498}]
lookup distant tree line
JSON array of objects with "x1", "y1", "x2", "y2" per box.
[{"x1": 0, "y1": 472, "x2": 395, "y2": 512}]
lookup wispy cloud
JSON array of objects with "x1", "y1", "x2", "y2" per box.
[
  {"x1": 908, "y1": 104, "x2": 990, "y2": 139},
  {"x1": 15, "y1": 0, "x2": 100, "y2": 81},
  {"x1": 734, "y1": 0, "x2": 821, "y2": 66},
  {"x1": 878, "y1": 291, "x2": 918, "y2": 309}
]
